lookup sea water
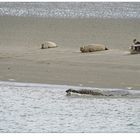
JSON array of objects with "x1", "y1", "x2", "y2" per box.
[
  {"x1": 0, "y1": 2, "x2": 140, "y2": 19},
  {"x1": 0, "y1": 81, "x2": 140, "y2": 133}
]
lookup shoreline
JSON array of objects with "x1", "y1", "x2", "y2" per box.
[
  {"x1": 0, "y1": 80, "x2": 140, "y2": 93},
  {"x1": 0, "y1": 16, "x2": 140, "y2": 90}
]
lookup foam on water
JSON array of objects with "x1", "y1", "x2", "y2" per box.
[{"x1": 0, "y1": 81, "x2": 140, "y2": 132}]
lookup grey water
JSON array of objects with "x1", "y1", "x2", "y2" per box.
[
  {"x1": 0, "y1": 2, "x2": 140, "y2": 19},
  {"x1": 0, "y1": 81, "x2": 140, "y2": 133}
]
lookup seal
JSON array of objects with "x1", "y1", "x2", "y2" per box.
[
  {"x1": 129, "y1": 39, "x2": 140, "y2": 54},
  {"x1": 41, "y1": 41, "x2": 58, "y2": 49},
  {"x1": 66, "y1": 88, "x2": 104, "y2": 96},
  {"x1": 80, "y1": 44, "x2": 108, "y2": 53}
]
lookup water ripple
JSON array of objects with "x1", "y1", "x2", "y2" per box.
[
  {"x1": 0, "y1": 2, "x2": 140, "y2": 19},
  {"x1": 0, "y1": 81, "x2": 140, "y2": 132}
]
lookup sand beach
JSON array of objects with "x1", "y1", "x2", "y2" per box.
[{"x1": 0, "y1": 16, "x2": 140, "y2": 89}]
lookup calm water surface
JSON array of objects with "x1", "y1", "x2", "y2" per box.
[{"x1": 0, "y1": 81, "x2": 140, "y2": 133}]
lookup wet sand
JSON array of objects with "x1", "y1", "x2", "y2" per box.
[{"x1": 0, "y1": 16, "x2": 140, "y2": 89}]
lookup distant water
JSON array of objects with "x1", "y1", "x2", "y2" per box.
[
  {"x1": 0, "y1": 2, "x2": 140, "y2": 18},
  {"x1": 0, "y1": 81, "x2": 140, "y2": 133}
]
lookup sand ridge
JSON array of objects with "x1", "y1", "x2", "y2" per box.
[{"x1": 0, "y1": 16, "x2": 140, "y2": 89}]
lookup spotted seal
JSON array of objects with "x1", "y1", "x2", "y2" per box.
[
  {"x1": 80, "y1": 44, "x2": 108, "y2": 53},
  {"x1": 66, "y1": 88, "x2": 104, "y2": 96}
]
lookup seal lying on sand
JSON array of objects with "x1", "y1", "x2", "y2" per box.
[
  {"x1": 80, "y1": 44, "x2": 108, "y2": 53},
  {"x1": 41, "y1": 41, "x2": 58, "y2": 49},
  {"x1": 129, "y1": 39, "x2": 140, "y2": 54},
  {"x1": 66, "y1": 88, "x2": 104, "y2": 96}
]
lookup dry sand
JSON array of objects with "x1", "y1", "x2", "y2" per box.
[{"x1": 0, "y1": 16, "x2": 140, "y2": 89}]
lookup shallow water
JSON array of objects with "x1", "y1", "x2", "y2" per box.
[
  {"x1": 0, "y1": 81, "x2": 140, "y2": 133},
  {"x1": 0, "y1": 2, "x2": 140, "y2": 19}
]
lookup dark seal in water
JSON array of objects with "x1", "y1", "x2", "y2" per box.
[{"x1": 66, "y1": 88, "x2": 104, "y2": 96}]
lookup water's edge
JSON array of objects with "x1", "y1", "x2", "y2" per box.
[{"x1": 0, "y1": 81, "x2": 140, "y2": 97}]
